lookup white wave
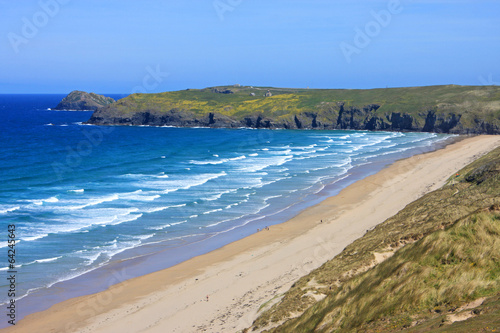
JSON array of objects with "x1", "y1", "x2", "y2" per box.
[
  {"x1": 225, "y1": 203, "x2": 237, "y2": 209},
  {"x1": 147, "y1": 223, "x2": 171, "y2": 230},
  {"x1": 155, "y1": 174, "x2": 169, "y2": 179},
  {"x1": 120, "y1": 190, "x2": 160, "y2": 202},
  {"x1": 190, "y1": 155, "x2": 246, "y2": 165},
  {"x1": 0, "y1": 240, "x2": 21, "y2": 249},
  {"x1": 237, "y1": 155, "x2": 293, "y2": 173},
  {"x1": 68, "y1": 189, "x2": 84, "y2": 193},
  {"x1": 67, "y1": 194, "x2": 119, "y2": 210},
  {"x1": 190, "y1": 159, "x2": 225, "y2": 165},
  {"x1": 249, "y1": 153, "x2": 259, "y2": 157},
  {"x1": 203, "y1": 189, "x2": 237, "y2": 201},
  {"x1": 264, "y1": 195, "x2": 282, "y2": 202},
  {"x1": 35, "y1": 256, "x2": 62, "y2": 264},
  {"x1": 134, "y1": 233, "x2": 155, "y2": 241},
  {"x1": 403, "y1": 135, "x2": 438, "y2": 146},
  {"x1": 207, "y1": 202, "x2": 270, "y2": 230},
  {"x1": 109, "y1": 213, "x2": 143, "y2": 226},
  {"x1": 22, "y1": 234, "x2": 48, "y2": 242},
  {"x1": 204, "y1": 213, "x2": 249, "y2": 228},
  {"x1": 146, "y1": 203, "x2": 187, "y2": 213},
  {"x1": 28, "y1": 196, "x2": 59, "y2": 206},
  {"x1": 391, "y1": 131, "x2": 406, "y2": 138},
  {"x1": 295, "y1": 144, "x2": 318, "y2": 150},
  {"x1": 159, "y1": 172, "x2": 227, "y2": 193},
  {"x1": 79, "y1": 252, "x2": 102, "y2": 266},
  {"x1": 203, "y1": 208, "x2": 223, "y2": 215},
  {"x1": 28, "y1": 208, "x2": 142, "y2": 237},
  {"x1": 171, "y1": 220, "x2": 187, "y2": 226},
  {"x1": 0, "y1": 206, "x2": 20, "y2": 214},
  {"x1": 268, "y1": 149, "x2": 292, "y2": 155},
  {"x1": 120, "y1": 173, "x2": 152, "y2": 179}
]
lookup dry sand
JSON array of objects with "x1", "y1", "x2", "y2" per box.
[{"x1": 4, "y1": 135, "x2": 500, "y2": 333}]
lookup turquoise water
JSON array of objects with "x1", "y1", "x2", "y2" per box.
[{"x1": 0, "y1": 94, "x2": 450, "y2": 321}]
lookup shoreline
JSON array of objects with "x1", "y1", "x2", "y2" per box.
[
  {"x1": 2, "y1": 132, "x2": 450, "y2": 323},
  {"x1": 4, "y1": 135, "x2": 500, "y2": 333}
]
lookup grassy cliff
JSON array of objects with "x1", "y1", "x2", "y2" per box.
[
  {"x1": 245, "y1": 146, "x2": 500, "y2": 332},
  {"x1": 86, "y1": 85, "x2": 500, "y2": 134}
]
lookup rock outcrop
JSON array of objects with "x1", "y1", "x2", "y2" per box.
[{"x1": 54, "y1": 91, "x2": 115, "y2": 111}]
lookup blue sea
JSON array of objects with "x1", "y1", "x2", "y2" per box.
[{"x1": 0, "y1": 94, "x2": 451, "y2": 323}]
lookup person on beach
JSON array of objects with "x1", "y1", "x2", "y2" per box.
[{"x1": 206, "y1": 295, "x2": 209, "y2": 302}]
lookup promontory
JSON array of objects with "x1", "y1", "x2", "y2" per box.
[
  {"x1": 54, "y1": 90, "x2": 115, "y2": 111},
  {"x1": 85, "y1": 85, "x2": 500, "y2": 134}
]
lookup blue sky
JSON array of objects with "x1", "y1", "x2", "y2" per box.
[{"x1": 1, "y1": 0, "x2": 499, "y2": 93}]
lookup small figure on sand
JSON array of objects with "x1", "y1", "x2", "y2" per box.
[{"x1": 206, "y1": 295, "x2": 209, "y2": 302}]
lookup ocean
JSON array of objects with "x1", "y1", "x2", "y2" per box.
[{"x1": 0, "y1": 94, "x2": 451, "y2": 323}]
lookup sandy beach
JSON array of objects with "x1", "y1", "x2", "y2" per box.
[{"x1": 5, "y1": 135, "x2": 500, "y2": 333}]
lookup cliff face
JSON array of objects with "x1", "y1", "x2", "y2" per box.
[
  {"x1": 85, "y1": 85, "x2": 500, "y2": 134},
  {"x1": 87, "y1": 106, "x2": 500, "y2": 134},
  {"x1": 54, "y1": 91, "x2": 115, "y2": 111}
]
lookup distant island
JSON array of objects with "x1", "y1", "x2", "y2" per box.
[
  {"x1": 68, "y1": 85, "x2": 500, "y2": 134},
  {"x1": 53, "y1": 90, "x2": 115, "y2": 111}
]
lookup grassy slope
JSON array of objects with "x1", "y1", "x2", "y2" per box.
[
  {"x1": 104, "y1": 85, "x2": 500, "y2": 129},
  {"x1": 246, "y1": 146, "x2": 500, "y2": 333}
]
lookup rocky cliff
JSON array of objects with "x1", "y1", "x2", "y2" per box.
[
  {"x1": 85, "y1": 85, "x2": 500, "y2": 134},
  {"x1": 54, "y1": 91, "x2": 115, "y2": 111}
]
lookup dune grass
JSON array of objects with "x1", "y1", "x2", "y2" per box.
[{"x1": 245, "y1": 146, "x2": 500, "y2": 332}]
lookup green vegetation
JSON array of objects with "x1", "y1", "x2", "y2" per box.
[
  {"x1": 88, "y1": 85, "x2": 500, "y2": 133},
  {"x1": 245, "y1": 146, "x2": 500, "y2": 332},
  {"x1": 111, "y1": 85, "x2": 500, "y2": 116}
]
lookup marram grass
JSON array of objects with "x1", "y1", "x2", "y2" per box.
[{"x1": 246, "y1": 146, "x2": 500, "y2": 332}]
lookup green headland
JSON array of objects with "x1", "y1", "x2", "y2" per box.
[{"x1": 85, "y1": 84, "x2": 500, "y2": 134}]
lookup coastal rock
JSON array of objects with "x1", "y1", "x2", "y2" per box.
[
  {"x1": 389, "y1": 112, "x2": 415, "y2": 131},
  {"x1": 211, "y1": 88, "x2": 234, "y2": 94},
  {"x1": 54, "y1": 91, "x2": 115, "y2": 111},
  {"x1": 423, "y1": 111, "x2": 461, "y2": 133}
]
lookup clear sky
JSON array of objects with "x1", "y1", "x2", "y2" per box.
[{"x1": 1, "y1": 0, "x2": 499, "y2": 93}]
